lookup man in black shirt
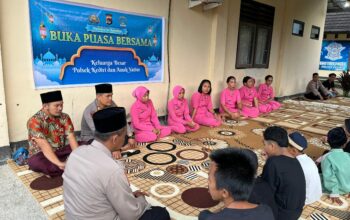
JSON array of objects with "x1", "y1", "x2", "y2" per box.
[
  {"x1": 344, "y1": 119, "x2": 350, "y2": 153},
  {"x1": 322, "y1": 73, "x2": 338, "y2": 98},
  {"x1": 199, "y1": 148, "x2": 274, "y2": 220},
  {"x1": 261, "y1": 126, "x2": 306, "y2": 220}
]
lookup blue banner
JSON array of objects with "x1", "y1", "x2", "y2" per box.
[
  {"x1": 319, "y1": 41, "x2": 350, "y2": 71},
  {"x1": 29, "y1": 0, "x2": 164, "y2": 88}
]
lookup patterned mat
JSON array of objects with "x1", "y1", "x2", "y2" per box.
[{"x1": 7, "y1": 97, "x2": 350, "y2": 220}]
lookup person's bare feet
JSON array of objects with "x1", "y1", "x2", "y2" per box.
[{"x1": 329, "y1": 196, "x2": 343, "y2": 205}]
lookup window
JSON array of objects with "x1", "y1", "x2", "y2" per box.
[
  {"x1": 292, "y1": 20, "x2": 304, "y2": 37},
  {"x1": 236, "y1": 0, "x2": 275, "y2": 69},
  {"x1": 310, "y1": 25, "x2": 320, "y2": 40}
]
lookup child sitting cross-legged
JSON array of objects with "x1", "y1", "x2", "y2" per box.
[
  {"x1": 288, "y1": 131, "x2": 322, "y2": 205},
  {"x1": 322, "y1": 127, "x2": 350, "y2": 205}
]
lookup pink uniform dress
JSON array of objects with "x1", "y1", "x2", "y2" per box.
[
  {"x1": 257, "y1": 83, "x2": 281, "y2": 113},
  {"x1": 239, "y1": 86, "x2": 260, "y2": 118},
  {"x1": 167, "y1": 86, "x2": 200, "y2": 133},
  {"x1": 191, "y1": 92, "x2": 221, "y2": 127},
  {"x1": 130, "y1": 86, "x2": 172, "y2": 142},
  {"x1": 219, "y1": 88, "x2": 241, "y2": 114}
]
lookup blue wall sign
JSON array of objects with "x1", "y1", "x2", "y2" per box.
[{"x1": 319, "y1": 41, "x2": 350, "y2": 71}]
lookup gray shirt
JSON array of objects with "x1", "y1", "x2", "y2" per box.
[
  {"x1": 63, "y1": 140, "x2": 150, "y2": 220},
  {"x1": 305, "y1": 80, "x2": 328, "y2": 97},
  {"x1": 80, "y1": 100, "x2": 132, "y2": 142}
]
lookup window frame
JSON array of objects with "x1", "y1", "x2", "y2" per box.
[
  {"x1": 236, "y1": 22, "x2": 273, "y2": 69},
  {"x1": 253, "y1": 25, "x2": 273, "y2": 68},
  {"x1": 292, "y1": 19, "x2": 305, "y2": 37},
  {"x1": 310, "y1": 25, "x2": 320, "y2": 40}
]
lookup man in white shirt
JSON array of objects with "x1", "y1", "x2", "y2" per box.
[
  {"x1": 288, "y1": 131, "x2": 322, "y2": 205},
  {"x1": 63, "y1": 107, "x2": 170, "y2": 220}
]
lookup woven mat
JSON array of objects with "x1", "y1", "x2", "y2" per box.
[{"x1": 7, "y1": 97, "x2": 350, "y2": 220}]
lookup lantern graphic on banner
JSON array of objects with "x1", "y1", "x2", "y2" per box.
[
  {"x1": 106, "y1": 14, "x2": 112, "y2": 25},
  {"x1": 39, "y1": 23, "x2": 47, "y2": 39},
  {"x1": 49, "y1": 15, "x2": 54, "y2": 23},
  {"x1": 153, "y1": 34, "x2": 158, "y2": 47}
]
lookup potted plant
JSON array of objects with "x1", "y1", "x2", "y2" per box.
[{"x1": 339, "y1": 70, "x2": 350, "y2": 97}]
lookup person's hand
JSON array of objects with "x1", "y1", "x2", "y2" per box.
[
  {"x1": 57, "y1": 161, "x2": 66, "y2": 170},
  {"x1": 230, "y1": 113, "x2": 237, "y2": 119},
  {"x1": 133, "y1": 190, "x2": 149, "y2": 198},
  {"x1": 112, "y1": 150, "x2": 122, "y2": 159},
  {"x1": 187, "y1": 121, "x2": 195, "y2": 128},
  {"x1": 128, "y1": 138, "x2": 136, "y2": 148},
  {"x1": 153, "y1": 129, "x2": 160, "y2": 136},
  {"x1": 214, "y1": 113, "x2": 221, "y2": 121},
  {"x1": 329, "y1": 196, "x2": 343, "y2": 205},
  {"x1": 261, "y1": 151, "x2": 268, "y2": 161}
]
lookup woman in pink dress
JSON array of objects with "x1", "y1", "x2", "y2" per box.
[
  {"x1": 239, "y1": 76, "x2": 260, "y2": 118},
  {"x1": 168, "y1": 85, "x2": 200, "y2": 133},
  {"x1": 220, "y1": 76, "x2": 242, "y2": 120},
  {"x1": 257, "y1": 75, "x2": 281, "y2": 113},
  {"x1": 130, "y1": 86, "x2": 172, "y2": 142},
  {"x1": 191, "y1": 79, "x2": 221, "y2": 127}
]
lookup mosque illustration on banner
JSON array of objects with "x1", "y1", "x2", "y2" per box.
[
  {"x1": 143, "y1": 54, "x2": 162, "y2": 79},
  {"x1": 33, "y1": 48, "x2": 65, "y2": 86}
]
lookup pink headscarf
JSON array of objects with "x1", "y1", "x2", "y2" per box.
[
  {"x1": 132, "y1": 86, "x2": 149, "y2": 101},
  {"x1": 173, "y1": 85, "x2": 185, "y2": 99}
]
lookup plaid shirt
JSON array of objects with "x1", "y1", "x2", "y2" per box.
[{"x1": 27, "y1": 109, "x2": 74, "y2": 156}]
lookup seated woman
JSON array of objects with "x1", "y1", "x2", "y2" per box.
[
  {"x1": 239, "y1": 76, "x2": 260, "y2": 118},
  {"x1": 130, "y1": 86, "x2": 171, "y2": 142},
  {"x1": 168, "y1": 85, "x2": 200, "y2": 133},
  {"x1": 220, "y1": 76, "x2": 242, "y2": 120},
  {"x1": 191, "y1": 79, "x2": 221, "y2": 127},
  {"x1": 257, "y1": 75, "x2": 281, "y2": 113}
]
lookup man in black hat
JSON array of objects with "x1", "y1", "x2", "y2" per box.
[
  {"x1": 27, "y1": 90, "x2": 78, "y2": 177},
  {"x1": 64, "y1": 107, "x2": 170, "y2": 220},
  {"x1": 80, "y1": 83, "x2": 135, "y2": 159}
]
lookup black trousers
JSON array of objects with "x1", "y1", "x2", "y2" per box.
[
  {"x1": 304, "y1": 92, "x2": 321, "y2": 100},
  {"x1": 139, "y1": 206, "x2": 170, "y2": 220}
]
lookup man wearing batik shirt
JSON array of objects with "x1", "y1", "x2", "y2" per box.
[{"x1": 27, "y1": 90, "x2": 78, "y2": 177}]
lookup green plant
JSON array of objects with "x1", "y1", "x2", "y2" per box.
[{"x1": 339, "y1": 70, "x2": 350, "y2": 97}]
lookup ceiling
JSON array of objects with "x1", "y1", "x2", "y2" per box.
[{"x1": 327, "y1": 0, "x2": 350, "y2": 12}]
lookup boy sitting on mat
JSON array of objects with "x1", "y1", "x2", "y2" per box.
[
  {"x1": 261, "y1": 126, "x2": 305, "y2": 220},
  {"x1": 199, "y1": 148, "x2": 274, "y2": 220},
  {"x1": 321, "y1": 127, "x2": 350, "y2": 205}
]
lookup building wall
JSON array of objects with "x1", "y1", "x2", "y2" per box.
[
  {"x1": 275, "y1": 0, "x2": 328, "y2": 96},
  {"x1": 0, "y1": 0, "x2": 328, "y2": 143},
  {"x1": 0, "y1": 44, "x2": 10, "y2": 147},
  {"x1": 224, "y1": 0, "x2": 286, "y2": 89}
]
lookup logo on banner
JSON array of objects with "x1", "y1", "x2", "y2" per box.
[{"x1": 325, "y1": 42, "x2": 346, "y2": 61}]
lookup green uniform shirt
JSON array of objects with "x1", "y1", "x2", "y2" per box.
[{"x1": 321, "y1": 149, "x2": 350, "y2": 197}]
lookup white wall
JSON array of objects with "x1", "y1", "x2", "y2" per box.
[
  {"x1": 0, "y1": 43, "x2": 10, "y2": 147},
  {"x1": 275, "y1": 0, "x2": 328, "y2": 96}
]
